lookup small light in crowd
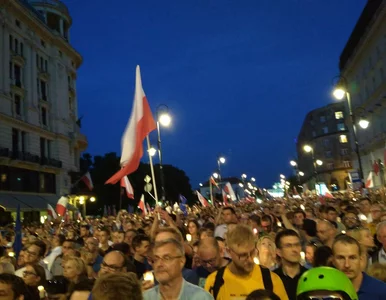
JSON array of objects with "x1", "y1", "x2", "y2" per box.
[
  {"x1": 256, "y1": 199, "x2": 263, "y2": 204},
  {"x1": 299, "y1": 171, "x2": 305, "y2": 177},
  {"x1": 277, "y1": 221, "x2": 282, "y2": 227},
  {"x1": 239, "y1": 183, "x2": 244, "y2": 187},
  {"x1": 253, "y1": 228, "x2": 258, "y2": 235},
  {"x1": 186, "y1": 234, "x2": 192, "y2": 242},
  {"x1": 342, "y1": 230, "x2": 346, "y2": 234},
  {"x1": 300, "y1": 251, "x2": 305, "y2": 260},
  {"x1": 37, "y1": 285, "x2": 45, "y2": 298},
  {"x1": 143, "y1": 271, "x2": 154, "y2": 284},
  {"x1": 253, "y1": 257, "x2": 260, "y2": 265},
  {"x1": 77, "y1": 220, "x2": 80, "y2": 223},
  {"x1": 280, "y1": 174, "x2": 285, "y2": 179},
  {"x1": 40, "y1": 216, "x2": 45, "y2": 224},
  {"x1": 8, "y1": 252, "x2": 15, "y2": 257},
  {"x1": 90, "y1": 197, "x2": 96, "y2": 202},
  {"x1": 300, "y1": 205, "x2": 305, "y2": 210},
  {"x1": 360, "y1": 214, "x2": 367, "y2": 221},
  {"x1": 43, "y1": 260, "x2": 48, "y2": 265},
  {"x1": 44, "y1": 216, "x2": 47, "y2": 219},
  {"x1": 184, "y1": 223, "x2": 187, "y2": 226},
  {"x1": 50, "y1": 222, "x2": 53, "y2": 225}
]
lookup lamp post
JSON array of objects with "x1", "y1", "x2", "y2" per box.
[
  {"x1": 217, "y1": 156, "x2": 226, "y2": 184},
  {"x1": 156, "y1": 105, "x2": 171, "y2": 202},
  {"x1": 303, "y1": 145, "x2": 323, "y2": 187},
  {"x1": 333, "y1": 77, "x2": 369, "y2": 186}
]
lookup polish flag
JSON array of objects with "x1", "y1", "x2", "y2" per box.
[
  {"x1": 324, "y1": 188, "x2": 334, "y2": 199},
  {"x1": 81, "y1": 172, "x2": 94, "y2": 191},
  {"x1": 210, "y1": 176, "x2": 219, "y2": 188},
  {"x1": 197, "y1": 191, "x2": 209, "y2": 207},
  {"x1": 47, "y1": 204, "x2": 57, "y2": 220},
  {"x1": 365, "y1": 172, "x2": 374, "y2": 188},
  {"x1": 224, "y1": 182, "x2": 237, "y2": 201},
  {"x1": 121, "y1": 176, "x2": 134, "y2": 199},
  {"x1": 222, "y1": 189, "x2": 229, "y2": 206},
  {"x1": 56, "y1": 196, "x2": 68, "y2": 217},
  {"x1": 138, "y1": 195, "x2": 147, "y2": 215},
  {"x1": 373, "y1": 161, "x2": 380, "y2": 176},
  {"x1": 106, "y1": 66, "x2": 156, "y2": 184}
]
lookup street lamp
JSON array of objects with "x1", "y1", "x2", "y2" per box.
[
  {"x1": 290, "y1": 160, "x2": 297, "y2": 167},
  {"x1": 280, "y1": 174, "x2": 285, "y2": 179},
  {"x1": 303, "y1": 145, "x2": 313, "y2": 153},
  {"x1": 199, "y1": 183, "x2": 203, "y2": 187},
  {"x1": 156, "y1": 104, "x2": 172, "y2": 202},
  {"x1": 219, "y1": 157, "x2": 226, "y2": 164},
  {"x1": 358, "y1": 118, "x2": 369, "y2": 129},
  {"x1": 299, "y1": 171, "x2": 305, "y2": 177},
  {"x1": 148, "y1": 147, "x2": 157, "y2": 157},
  {"x1": 241, "y1": 174, "x2": 247, "y2": 179},
  {"x1": 90, "y1": 197, "x2": 96, "y2": 202},
  {"x1": 251, "y1": 177, "x2": 256, "y2": 182},
  {"x1": 217, "y1": 155, "x2": 226, "y2": 185},
  {"x1": 213, "y1": 172, "x2": 219, "y2": 179},
  {"x1": 333, "y1": 76, "x2": 365, "y2": 185},
  {"x1": 316, "y1": 159, "x2": 323, "y2": 166}
]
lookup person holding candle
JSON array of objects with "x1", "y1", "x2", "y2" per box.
[
  {"x1": 187, "y1": 220, "x2": 200, "y2": 244},
  {"x1": 22, "y1": 263, "x2": 46, "y2": 300}
]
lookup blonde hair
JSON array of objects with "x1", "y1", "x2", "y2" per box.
[
  {"x1": 226, "y1": 224, "x2": 255, "y2": 247},
  {"x1": 64, "y1": 256, "x2": 87, "y2": 277},
  {"x1": 367, "y1": 263, "x2": 386, "y2": 282},
  {"x1": 92, "y1": 272, "x2": 143, "y2": 300}
]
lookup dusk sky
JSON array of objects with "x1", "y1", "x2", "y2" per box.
[{"x1": 65, "y1": 0, "x2": 365, "y2": 188}]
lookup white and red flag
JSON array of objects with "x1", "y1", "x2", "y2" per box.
[
  {"x1": 81, "y1": 172, "x2": 94, "y2": 191},
  {"x1": 56, "y1": 196, "x2": 68, "y2": 217},
  {"x1": 222, "y1": 189, "x2": 229, "y2": 206},
  {"x1": 224, "y1": 182, "x2": 236, "y2": 201},
  {"x1": 210, "y1": 176, "x2": 219, "y2": 188},
  {"x1": 138, "y1": 194, "x2": 148, "y2": 215},
  {"x1": 365, "y1": 171, "x2": 374, "y2": 188},
  {"x1": 197, "y1": 191, "x2": 209, "y2": 207},
  {"x1": 106, "y1": 66, "x2": 156, "y2": 184},
  {"x1": 121, "y1": 176, "x2": 134, "y2": 199},
  {"x1": 47, "y1": 204, "x2": 57, "y2": 220}
]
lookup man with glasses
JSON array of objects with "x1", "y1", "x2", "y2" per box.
[
  {"x1": 99, "y1": 250, "x2": 131, "y2": 276},
  {"x1": 15, "y1": 240, "x2": 52, "y2": 280},
  {"x1": 195, "y1": 238, "x2": 230, "y2": 288},
  {"x1": 205, "y1": 224, "x2": 288, "y2": 300},
  {"x1": 274, "y1": 230, "x2": 307, "y2": 300},
  {"x1": 332, "y1": 234, "x2": 386, "y2": 299},
  {"x1": 143, "y1": 239, "x2": 212, "y2": 300}
]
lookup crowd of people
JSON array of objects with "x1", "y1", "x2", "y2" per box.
[{"x1": 1, "y1": 193, "x2": 386, "y2": 299}]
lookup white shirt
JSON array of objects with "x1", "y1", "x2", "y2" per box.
[
  {"x1": 15, "y1": 261, "x2": 53, "y2": 280},
  {"x1": 214, "y1": 224, "x2": 227, "y2": 238},
  {"x1": 379, "y1": 248, "x2": 386, "y2": 264},
  {"x1": 44, "y1": 246, "x2": 62, "y2": 271}
]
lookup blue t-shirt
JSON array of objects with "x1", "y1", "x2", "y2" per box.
[{"x1": 358, "y1": 272, "x2": 386, "y2": 300}]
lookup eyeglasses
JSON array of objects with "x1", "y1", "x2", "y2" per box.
[
  {"x1": 23, "y1": 271, "x2": 37, "y2": 277},
  {"x1": 152, "y1": 255, "x2": 183, "y2": 264},
  {"x1": 228, "y1": 247, "x2": 257, "y2": 261},
  {"x1": 101, "y1": 261, "x2": 124, "y2": 272}
]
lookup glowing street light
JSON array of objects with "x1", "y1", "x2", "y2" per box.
[
  {"x1": 218, "y1": 157, "x2": 226, "y2": 164},
  {"x1": 290, "y1": 160, "x2": 297, "y2": 167},
  {"x1": 316, "y1": 159, "x2": 323, "y2": 166},
  {"x1": 251, "y1": 177, "x2": 256, "y2": 182},
  {"x1": 158, "y1": 113, "x2": 171, "y2": 127},
  {"x1": 333, "y1": 87, "x2": 346, "y2": 100},
  {"x1": 239, "y1": 183, "x2": 244, "y2": 187},
  {"x1": 359, "y1": 118, "x2": 369, "y2": 129},
  {"x1": 303, "y1": 145, "x2": 313, "y2": 153},
  {"x1": 280, "y1": 174, "x2": 285, "y2": 179},
  {"x1": 90, "y1": 197, "x2": 96, "y2": 202},
  {"x1": 213, "y1": 173, "x2": 219, "y2": 179},
  {"x1": 241, "y1": 174, "x2": 247, "y2": 179},
  {"x1": 299, "y1": 171, "x2": 305, "y2": 176},
  {"x1": 199, "y1": 183, "x2": 203, "y2": 187}
]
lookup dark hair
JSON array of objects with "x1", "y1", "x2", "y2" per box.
[
  {"x1": 30, "y1": 240, "x2": 46, "y2": 257},
  {"x1": 188, "y1": 219, "x2": 200, "y2": 230},
  {"x1": 326, "y1": 206, "x2": 337, "y2": 214},
  {"x1": 275, "y1": 229, "x2": 300, "y2": 249},
  {"x1": 203, "y1": 222, "x2": 215, "y2": 231},
  {"x1": 57, "y1": 234, "x2": 66, "y2": 245},
  {"x1": 261, "y1": 215, "x2": 272, "y2": 223},
  {"x1": 345, "y1": 205, "x2": 359, "y2": 214},
  {"x1": 293, "y1": 209, "x2": 306, "y2": 218},
  {"x1": 249, "y1": 214, "x2": 261, "y2": 225},
  {"x1": 131, "y1": 234, "x2": 150, "y2": 251},
  {"x1": 359, "y1": 197, "x2": 371, "y2": 204},
  {"x1": 222, "y1": 207, "x2": 236, "y2": 215},
  {"x1": 332, "y1": 234, "x2": 362, "y2": 255},
  {"x1": 27, "y1": 263, "x2": 46, "y2": 285},
  {"x1": 80, "y1": 224, "x2": 90, "y2": 230},
  {"x1": 0, "y1": 273, "x2": 28, "y2": 299},
  {"x1": 313, "y1": 246, "x2": 333, "y2": 267},
  {"x1": 100, "y1": 227, "x2": 111, "y2": 236},
  {"x1": 246, "y1": 289, "x2": 280, "y2": 300},
  {"x1": 110, "y1": 242, "x2": 130, "y2": 255}
]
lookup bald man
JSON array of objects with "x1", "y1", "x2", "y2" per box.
[
  {"x1": 317, "y1": 220, "x2": 337, "y2": 248},
  {"x1": 195, "y1": 237, "x2": 230, "y2": 288}
]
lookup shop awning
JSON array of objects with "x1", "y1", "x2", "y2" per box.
[{"x1": 0, "y1": 193, "x2": 58, "y2": 211}]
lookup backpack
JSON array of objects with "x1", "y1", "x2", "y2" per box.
[{"x1": 209, "y1": 265, "x2": 273, "y2": 300}]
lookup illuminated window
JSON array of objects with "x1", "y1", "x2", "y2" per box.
[
  {"x1": 339, "y1": 135, "x2": 348, "y2": 143},
  {"x1": 335, "y1": 111, "x2": 344, "y2": 119},
  {"x1": 337, "y1": 123, "x2": 345, "y2": 131},
  {"x1": 1, "y1": 174, "x2": 7, "y2": 183}
]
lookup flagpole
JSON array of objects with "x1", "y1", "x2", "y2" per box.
[
  {"x1": 146, "y1": 135, "x2": 159, "y2": 205},
  {"x1": 210, "y1": 178, "x2": 213, "y2": 204}
]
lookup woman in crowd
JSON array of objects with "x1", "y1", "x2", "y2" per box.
[
  {"x1": 22, "y1": 263, "x2": 46, "y2": 300},
  {"x1": 256, "y1": 236, "x2": 277, "y2": 270}
]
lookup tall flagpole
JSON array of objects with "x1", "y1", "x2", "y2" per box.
[
  {"x1": 146, "y1": 135, "x2": 159, "y2": 205},
  {"x1": 210, "y1": 178, "x2": 213, "y2": 204}
]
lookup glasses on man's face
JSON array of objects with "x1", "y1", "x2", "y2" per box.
[
  {"x1": 101, "y1": 261, "x2": 123, "y2": 272},
  {"x1": 228, "y1": 247, "x2": 257, "y2": 261},
  {"x1": 152, "y1": 255, "x2": 182, "y2": 264},
  {"x1": 23, "y1": 271, "x2": 37, "y2": 277}
]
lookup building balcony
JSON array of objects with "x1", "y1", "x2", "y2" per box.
[
  {"x1": 10, "y1": 79, "x2": 25, "y2": 95},
  {"x1": 38, "y1": 70, "x2": 50, "y2": 81},
  {"x1": 40, "y1": 156, "x2": 63, "y2": 168},
  {"x1": 0, "y1": 148, "x2": 62, "y2": 168},
  {"x1": 11, "y1": 52, "x2": 26, "y2": 66}
]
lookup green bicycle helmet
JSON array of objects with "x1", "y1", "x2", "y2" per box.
[{"x1": 297, "y1": 267, "x2": 358, "y2": 300}]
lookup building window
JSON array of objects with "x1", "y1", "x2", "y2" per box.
[
  {"x1": 9, "y1": 35, "x2": 13, "y2": 50},
  {"x1": 12, "y1": 129, "x2": 19, "y2": 153},
  {"x1": 339, "y1": 135, "x2": 348, "y2": 143},
  {"x1": 44, "y1": 60, "x2": 48, "y2": 72},
  {"x1": 9, "y1": 62, "x2": 12, "y2": 78},
  {"x1": 337, "y1": 123, "x2": 346, "y2": 131},
  {"x1": 325, "y1": 151, "x2": 332, "y2": 158},
  {"x1": 14, "y1": 39, "x2": 18, "y2": 54},
  {"x1": 320, "y1": 116, "x2": 326, "y2": 123},
  {"x1": 20, "y1": 43, "x2": 24, "y2": 56},
  {"x1": 40, "y1": 80, "x2": 47, "y2": 100},
  {"x1": 41, "y1": 107, "x2": 47, "y2": 125},
  {"x1": 47, "y1": 140, "x2": 52, "y2": 158},
  {"x1": 323, "y1": 139, "x2": 330, "y2": 147},
  {"x1": 327, "y1": 163, "x2": 334, "y2": 170},
  {"x1": 15, "y1": 19, "x2": 21, "y2": 27},
  {"x1": 14, "y1": 64, "x2": 21, "y2": 87},
  {"x1": 41, "y1": 39, "x2": 46, "y2": 47},
  {"x1": 40, "y1": 138, "x2": 46, "y2": 158},
  {"x1": 322, "y1": 127, "x2": 328, "y2": 134},
  {"x1": 343, "y1": 161, "x2": 351, "y2": 168},
  {"x1": 14, "y1": 95, "x2": 21, "y2": 116},
  {"x1": 335, "y1": 111, "x2": 344, "y2": 119},
  {"x1": 341, "y1": 148, "x2": 348, "y2": 155}
]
